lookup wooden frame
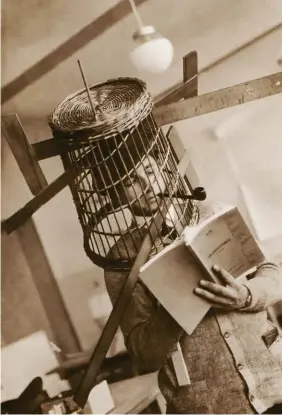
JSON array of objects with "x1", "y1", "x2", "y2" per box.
[
  {"x1": 2, "y1": 51, "x2": 281, "y2": 407},
  {"x1": 2, "y1": 69, "x2": 281, "y2": 235},
  {"x1": 154, "y1": 72, "x2": 282, "y2": 126},
  {"x1": 1, "y1": 113, "x2": 81, "y2": 353}
]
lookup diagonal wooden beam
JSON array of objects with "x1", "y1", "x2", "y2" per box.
[
  {"x1": 2, "y1": 72, "x2": 281, "y2": 233},
  {"x1": 1, "y1": 170, "x2": 71, "y2": 235},
  {"x1": 153, "y1": 72, "x2": 282, "y2": 126},
  {"x1": 32, "y1": 71, "x2": 282, "y2": 161},
  {"x1": 1, "y1": 0, "x2": 149, "y2": 103},
  {"x1": 155, "y1": 51, "x2": 198, "y2": 106},
  {"x1": 1, "y1": 114, "x2": 48, "y2": 194},
  {"x1": 1, "y1": 114, "x2": 80, "y2": 353}
]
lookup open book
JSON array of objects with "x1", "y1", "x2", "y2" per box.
[{"x1": 139, "y1": 205, "x2": 265, "y2": 335}]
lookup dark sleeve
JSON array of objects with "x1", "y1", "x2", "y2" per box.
[{"x1": 104, "y1": 268, "x2": 183, "y2": 371}]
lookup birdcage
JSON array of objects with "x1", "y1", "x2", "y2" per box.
[{"x1": 49, "y1": 77, "x2": 199, "y2": 271}]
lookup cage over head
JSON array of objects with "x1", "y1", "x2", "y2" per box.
[{"x1": 49, "y1": 77, "x2": 199, "y2": 270}]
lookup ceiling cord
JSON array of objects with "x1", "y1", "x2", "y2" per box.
[{"x1": 128, "y1": 0, "x2": 144, "y2": 29}]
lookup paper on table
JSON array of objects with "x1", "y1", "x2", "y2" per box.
[{"x1": 1, "y1": 331, "x2": 69, "y2": 402}]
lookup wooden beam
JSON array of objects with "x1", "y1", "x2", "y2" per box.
[
  {"x1": 182, "y1": 52, "x2": 198, "y2": 98},
  {"x1": 155, "y1": 51, "x2": 198, "y2": 106},
  {"x1": 153, "y1": 72, "x2": 282, "y2": 126},
  {"x1": 2, "y1": 146, "x2": 96, "y2": 234},
  {"x1": 16, "y1": 220, "x2": 81, "y2": 353},
  {"x1": 2, "y1": 170, "x2": 71, "y2": 234},
  {"x1": 2, "y1": 113, "x2": 80, "y2": 353},
  {"x1": 1, "y1": 0, "x2": 149, "y2": 103},
  {"x1": 2, "y1": 72, "x2": 281, "y2": 232},
  {"x1": 32, "y1": 71, "x2": 282, "y2": 161},
  {"x1": 32, "y1": 137, "x2": 61, "y2": 160},
  {"x1": 2, "y1": 114, "x2": 48, "y2": 195}
]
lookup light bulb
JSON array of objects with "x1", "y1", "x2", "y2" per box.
[{"x1": 130, "y1": 26, "x2": 174, "y2": 73}]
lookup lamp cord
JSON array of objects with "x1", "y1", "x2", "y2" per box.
[{"x1": 128, "y1": 0, "x2": 144, "y2": 29}]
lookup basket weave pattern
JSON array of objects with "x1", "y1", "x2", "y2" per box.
[
  {"x1": 49, "y1": 78, "x2": 153, "y2": 140},
  {"x1": 49, "y1": 77, "x2": 198, "y2": 270}
]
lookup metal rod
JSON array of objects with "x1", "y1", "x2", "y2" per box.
[{"x1": 77, "y1": 59, "x2": 97, "y2": 121}]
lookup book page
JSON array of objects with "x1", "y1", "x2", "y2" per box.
[
  {"x1": 189, "y1": 207, "x2": 265, "y2": 279},
  {"x1": 140, "y1": 241, "x2": 211, "y2": 335}
]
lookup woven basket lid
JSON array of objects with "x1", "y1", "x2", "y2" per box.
[{"x1": 49, "y1": 77, "x2": 154, "y2": 139}]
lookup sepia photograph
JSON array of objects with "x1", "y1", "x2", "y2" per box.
[{"x1": 1, "y1": 1, "x2": 282, "y2": 413}]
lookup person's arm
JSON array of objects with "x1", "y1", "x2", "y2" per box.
[
  {"x1": 104, "y1": 269, "x2": 183, "y2": 372},
  {"x1": 193, "y1": 200, "x2": 282, "y2": 312},
  {"x1": 194, "y1": 261, "x2": 282, "y2": 312},
  {"x1": 241, "y1": 261, "x2": 282, "y2": 312}
]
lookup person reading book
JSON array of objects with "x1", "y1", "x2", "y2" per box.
[{"x1": 103, "y1": 152, "x2": 282, "y2": 414}]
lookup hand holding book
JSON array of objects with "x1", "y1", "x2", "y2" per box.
[
  {"x1": 139, "y1": 205, "x2": 264, "y2": 335},
  {"x1": 194, "y1": 264, "x2": 250, "y2": 310}
]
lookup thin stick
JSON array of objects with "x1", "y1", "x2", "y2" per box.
[{"x1": 77, "y1": 59, "x2": 97, "y2": 121}]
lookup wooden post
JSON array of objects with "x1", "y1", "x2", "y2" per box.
[
  {"x1": 2, "y1": 114, "x2": 48, "y2": 195},
  {"x1": 182, "y1": 51, "x2": 198, "y2": 99},
  {"x1": 1, "y1": 114, "x2": 80, "y2": 353},
  {"x1": 155, "y1": 51, "x2": 198, "y2": 106}
]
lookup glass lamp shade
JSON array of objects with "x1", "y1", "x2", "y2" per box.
[{"x1": 131, "y1": 30, "x2": 174, "y2": 73}]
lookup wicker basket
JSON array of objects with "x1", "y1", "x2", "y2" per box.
[{"x1": 49, "y1": 77, "x2": 198, "y2": 270}]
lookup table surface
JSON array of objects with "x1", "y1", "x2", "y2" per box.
[{"x1": 109, "y1": 372, "x2": 160, "y2": 414}]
